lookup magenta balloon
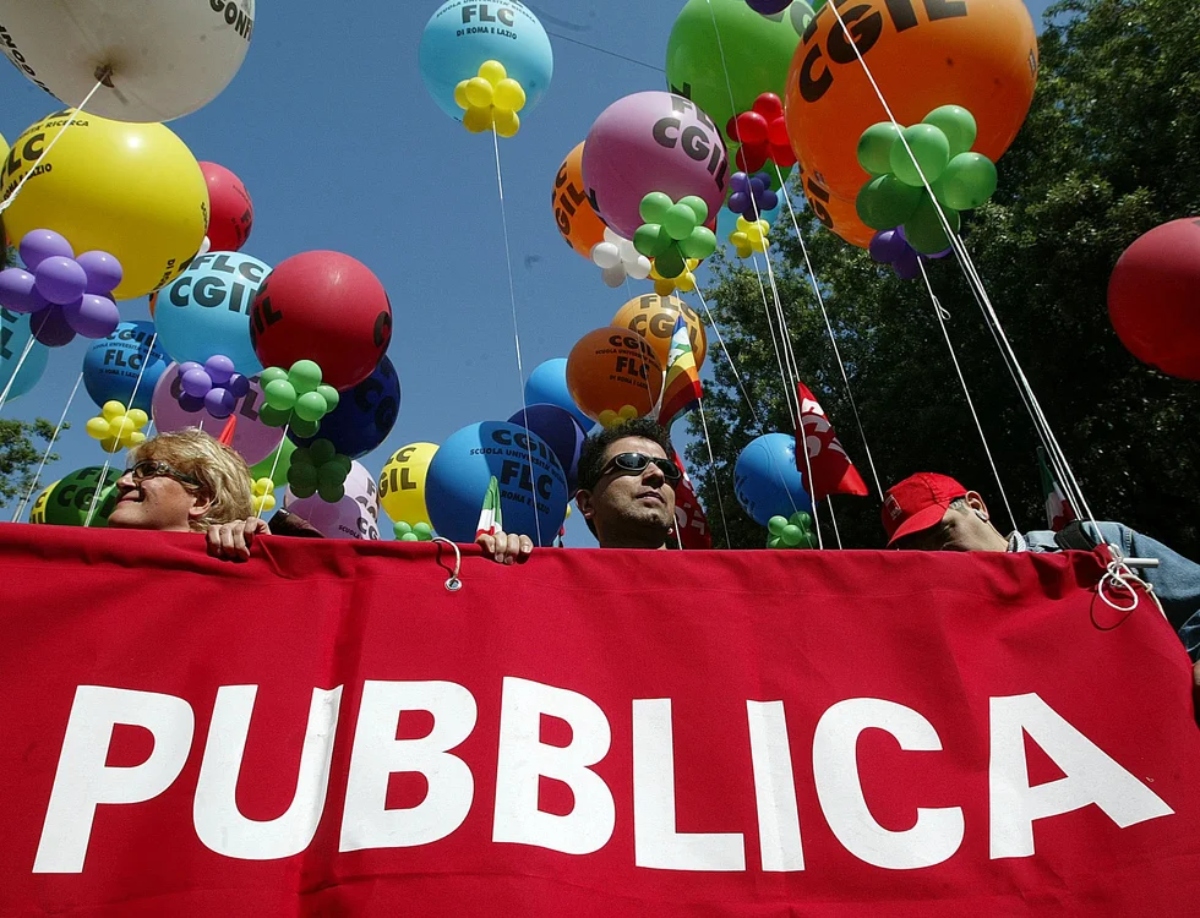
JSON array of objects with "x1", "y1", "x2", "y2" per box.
[
  {"x1": 285, "y1": 460, "x2": 381, "y2": 540},
  {"x1": 151, "y1": 363, "x2": 284, "y2": 465},
  {"x1": 582, "y1": 91, "x2": 730, "y2": 239}
]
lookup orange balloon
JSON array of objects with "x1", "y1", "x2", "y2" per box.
[
  {"x1": 611, "y1": 293, "x2": 708, "y2": 370},
  {"x1": 785, "y1": 0, "x2": 1037, "y2": 204},
  {"x1": 566, "y1": 326, "x2": 664, "y2": 423},
  {"x1": 553, "y1": 142, "x2": 608, "y2": 260},
  {"x1": 795, "y1": 161, "x2": 876, "y2": 248}
]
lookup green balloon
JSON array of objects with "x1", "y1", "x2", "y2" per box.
[
  {"x1": 249, "y1": 439, "x2": 296, "y2": 484},
  {"x1": 890, "y1": 124, "x2": 951, "y2": 187},
  {"x1": 678, "y1": 195, "x2": 709, "y2": 224},
  {"x1": 309, "y1": 438, "x2": 336, "y2": 465},
  {"x1": 288, "y1": 360, "x2": 323, "y2": 394},
  {"x1": 922, "y1": 105, "x2": 978, "y2": 158},
  {"x1": 781, "y1": 524, "x2": 803, "y2": 547},
  {"x1": 655, "y1": 247, "x2": 686, "y2": 279},
  {"x1": 317, "y1": 464, "x2": 347, "y2": 489},
  {"x1": 264, "y1": 378, "x2": 297, "y2": 411},
  {"x1": 259, "y1": 366, "x2": 288, "y2": 385},
  {"x1": 44, "y1": 467, "x2": 120, "y2": 527},
  {"x1": 666, "y1": 0, "x2": 802, "y2": 144},
  {"x1": 935, "y1": 153, "x2": 997, "y2": 211},
  {"x1": 258, "y1": 404, "x2": 292, "y2": 428},
  {"x1": 394, "y1": 521, "x2": 413, "y2": 536},
  {"x1": 413, "y1": 522, "x2": 434, "y2": 539},
  {"x1": 400, "y1": 532, "x2": 420, "y2": 542},
  {"x1": 635, "y1": 224, "x2": 672, "y2": 258},
  {"x1": 857, "y1": 122, "x2": 904, "y2": 176},
  {"x1": 316, "y1": 385, "x2": 339, "y2": 410},
  {"x1": 856, "y1": 175, "x2": 923, "y2": 230},
  {"x1": 290, "y1": 463, "x2": 318, "y2": 491},
  {"x1": 291, "y1": 482, "x2": 317, "y2": 499},
  {"x1": 639, "y1": 191, "x2": 673, "y2": 225},
  {"x1": 294, "y1": 391, "x2": 329, "y2": 423},
  {"x1": 679, "y1": 226, "x2": 717, "y2": 260},
  {"x1": 768, "y1": 515, "x2": 788, "y2": 536},
  {"x1": 904, "y1": 193, "x2": 960, "y2": 255},
  {"x1": 767, "y1": 536, "x2": 781, "y2": 549},
  {"x1": 663, "y1": 203, "x2": 699, "y2": 241},
  {"x1": 789, "y1": 511, "x2": 812, "y2": 528},
  {"x1": 318, "y1": 483, "x2": 346, "y2": 504},
  {"x1": 290, "y1": 416, "x2": 320, "y2": 439}
]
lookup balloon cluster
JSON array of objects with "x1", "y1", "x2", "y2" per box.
[
  {"x1": 855, "y1": 106, "x2": 998, "y2": 254},
  {"x1": 455, "y1": 60, "x2": 527, "y2": 137},
  {"x1": 868, "y1": 226, "x2": 951, "y2": 280},
  {"x1": 597, "y1": 404, "x2": 641, "y2": 430},
  {"x1": 288, "y1": 439, "x2": 353, "y2": 503},
  {"x1": 650, "y1": 258, "x2": 699, "y2": 296},
  {"x1": 767, "y1": 511, "x2": 817, "y2": 549},
  {"x1": 729, "y1": 218, "x2": 771, "y2": 259},
  {"x1": 251, "y1": 477, "x2": 277, "y2": 514},
  {"x1": 634, "y1": 192, "x2": 717, "y2": 279},
  {"x1": 727, "y1": 171, "x2": 779, "y2": 221},
  {"x1": 259, "y1": 360, "x2": 340, "y2": 438},
  {"x1": 175, "y1": 355, "x2": 250, "y2": 419},
  {"x1": 394, "y1": 521, "x2": 435, "y2": 542},
  {"x1": 591, "y1": 228, "x2": 652, "y2": 288},
  {"x1": 0, "y1": 230, "x2": 122, "y2": 347},
  {"x1": 86, "y1": 401, "x2": 148, "y2": 454},
  {"x1": 726, "y1": 93, "x2": 796, "y2": 173}
]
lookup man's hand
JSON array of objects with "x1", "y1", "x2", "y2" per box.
[
  {"x1": 476, "y1": 529, "x2": 534, "y2": 565},
  {"x1": 206, "y1": 517, "x2": 271, "y2": 561}
]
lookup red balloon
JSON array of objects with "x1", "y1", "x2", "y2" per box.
[
  {"x1": 200, "y1": 161, "x2": 254, "y2": 253},
  {"x1": 1108, "y1": 218, "x2": 1200, "y2": 380},
  {"x1": 249, "y1": 251, "x2": 393, "y2": 391}
]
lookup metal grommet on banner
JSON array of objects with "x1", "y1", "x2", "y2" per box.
[{"x1": 432, "y1": 537, "x2": 463, "y2": 592}]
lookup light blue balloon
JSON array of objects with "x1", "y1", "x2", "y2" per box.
[
  {"x1": 734, "y1": 432, "x2": 813, "y2": 526},
  {"x1": 0, "y1": 307, "x2": 49, "y2": 401},
  {"x1": 425, "y1": 421, "x2": 568, "y2": 546},
  {"x1": 419, "y1": 0, "x2": 554, "y2": 122},
  {"x1": 524, "y1": 358, "x2": 593, "y2": 431},
  {"x1": 153, "y1": 252, "x2": 270, "y2": 375},
  {"x1": 82, "y1": 321, "x2": 170, "y2": 414}
]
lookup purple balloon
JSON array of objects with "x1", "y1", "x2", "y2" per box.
[
  {"x1": 0, "y1": 268, "x2": 47, "y2": 314},
  {"x1": 869, "y1": 229, "x2": 908, "y2": 263},
  {"x1": 761, "y1": 189, "x2": 779, "y2": 211},
  {"x1": 62, "y1": 294, "x2": 120, "y2": 339},
  {"x1": 746, "y1": 0, "x2": 792, "y2": 13},
  {"x1": 728, "y1": 191, "x2": 750, "y2": 215},
  {"x1": 930, "y1": 247, "x2": 953, "y2": 259},
  {"x1": 894, "y1": 249, "x2": 922, "y2": 280},
  {"x1": 30, "y1": 305, "x2": 77, "y2": 347},
  {"x1": 729, "y1": 172, "x2": 750, "y2": 194},
  {"x1": 181, "y1": 367, "x2": 214, "y2": 398},
  {"x1": 227, "y1": 374, "x2": 250, "y2": 398},
  {"x1": 178, "y1": 361, "x2": 204, "y2": 377},
  {"x1": 19, "y1": 229, "x2": 73, "y2": 271},
  {"x1": 204, "y1": 388, "x2": 238, "y2": 418},
  {"x1": 178, "y1": 393, "x2": 206, "y2": 413},
  {"x1": 75, "y1": 250, "x2": 124, "y2": 295},
  {"x1": 34, "y1": 256, "x2": 88, "y2": 306},
  {"x1": 204, "y1": 354, "x2": 236, "y2": 386}
]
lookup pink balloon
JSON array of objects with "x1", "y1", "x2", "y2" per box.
[
  {"x1": 582, "y1": 91, "x2": 730, "y2": 239},
  {"x1": 285, "y1": 460, "x2": 381, "y2": 540},
  {"x1": 151, "y1": 363, "x2": 284, "y2": 466}
]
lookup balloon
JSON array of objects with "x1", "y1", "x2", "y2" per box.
[
  {"x1": 43, "y1": 466, "x2": 119, "y2": 527},
  {"x1": 286, "y1": 460, "x2": 382, "y2": 541},
  {"x1": 524, "y1": 358, "x2": 593, "y2": 430},
  {"x1": 733, "y1": 433, "x2": 813, "y2": 526},
  {"x1": 0, "y1": 1, "x2": 254, "y2": 122},
  {"x1": 922, "y1": 105, "x2": 978, "y2": 159},
  {"x1": 934, "y1": 152, "x2": 998, "y2": 211},
  {"x1": 29, "y1": 479, "x2": 58, "y2": 524},
  {"x1": 152, "y1": 363, "x2": 284, "y2": 465},
  {"x1": 785, "y1": 0, "x2": 1038, "y2": 204},
  {"x1": 611, "y1": 293, "x2": 708, "y2": 370},
  {"x1": 82, "y1": 321, "x2": 170, "y2": 413},
  {"x1": 857, "y1": 122, "x2": 905, "y2": 176},
  {"x1": 249, "y1": 251, "x2": 392, "y2": 391},
  {"x1": 33, "y1": 256, "x2": 86, "y2": 305},
  {"x1": 419, "y1": 0, "x2": 553, "y2": 123},
  {"x1": 508, "y1": 404, "x2": 587, "y2": 494},
  {"x1": 424, "y1": 422, "x2": 567, "y2": 545},
  {"x1": 566, "y1": 327, "x2": 665, "y2": 424},
  {"x1": 904, "y1": 193, "x2": 959, "y2": 255},
  {"x1": 583, "y1": 91, "x2": 730, "y2": 240},
  {"x1": 200, "y1": 162, "x2": 254, "y2": 253},
  {"x1": 30, "y1": 305, "x2": 76, "y2": 347},
  {"x1": 0, "y1": 111, "x2": 208, "y2": 300},
  {"x1": 18, "y1": 228, "x2": 72, "y2": 270},
  {"x1": 379, "y1": 442, "x2": 439, "y2": 527},
  {"x1": 0, "y1": 307, "x2": 49, "y2": 400},
  {"x1": 249, "y1": 438, "x2": 296, "y2": 488},
  {"x1": 889, "y1": 124, "x2": 951, "y2": 188},
  {"x1": 665, "y1": 0, "x2": 805, "y2": 145},
  {"x1": 153, "y1": 251, "x2": 269, "y2": 374},
  {"x1": 796, "y1": 163, "x2": 877, "y2": 248},
  {"x1": 288, "y1": 355, "x2": 401, "y2": 459},
  {"x1": 1108, "y1": 218, "x2": 1200, "y2": 379},
  {"x1": 554, "y1": 143, "x2": 608, "y2": 259},
  {"x1": 76, "y1": 250, "x2": 123, "y2": 296},
  {"x1": 856, "y1": 175, "x2": 923, "y2": 231},
  {"x1": 62, "y1": 294, "x2": 120, "y2": 339}
]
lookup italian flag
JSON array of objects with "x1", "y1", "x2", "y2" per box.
[
  {"x1": 476, "y1": 476, "x2": 504, "y2": 538},
  {"x1": 1037, "y1": 447, "x2": 1076, "y2": 532}
]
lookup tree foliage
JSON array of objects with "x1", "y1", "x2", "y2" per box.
[
  {"x1": 0, "y1": 418, "x2": 63, "y2": 509},
  {"x1": 688, "y1": 0, "x2": 1200, "y2": 554}
]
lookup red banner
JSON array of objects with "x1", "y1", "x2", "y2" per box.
[{"x1": 2, "y1": 524, "x2": 1199, "y2": 916}]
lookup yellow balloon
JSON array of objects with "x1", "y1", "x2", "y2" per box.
[
  {"x1": 494, "y1": 79, "x2": 526, "y2": 113},
  {"x1": 479, "y1": 59, "x2": 507, "y2": 84},
  {"x1": 462, "y1": 107, "x2": 492, "y2": 134},
  {"x1": 465, "y1": 77, "x2": 494, "y2": 109},
  {"x1": 379, "y1": 442, "x2": 439, "y2": 526},
  {"x1": 30, "y1": 479, "x2": 59, "y2": 524},
  {"x1": 0, "y1": 110, "x2": 208, "y2": 300},
  {"x1": 493, "y1": 109, "x2": 521, "y2": 138},
  {"x1": 453, "y1": 81, "x2": 471, "y2": 110},
  {"x1": 85, "y1": 417, "x2": 111, "y2": 440}
]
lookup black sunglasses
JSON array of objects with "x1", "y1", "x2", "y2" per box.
[
  {"x1": 599, "y1": 452, "x2": 681, "y2": 482},
  {"x1": 125, "y1": 459, "x2": 202, "y2": 488}
]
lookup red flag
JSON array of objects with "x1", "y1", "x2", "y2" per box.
[
  {"x1": 672, "y1": 451, "x2": 712, "y2": 549},
  {"x1": 794, "y1": 380, "x2": 869, "y2": 500}
]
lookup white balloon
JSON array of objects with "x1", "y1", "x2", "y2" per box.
[
  {"x1": 601, "y1": 265, "x2": 626, "y2": 288},
  {"x1": 0, "y1": 0, "x2": 256, "y2": 122},
  {"x1": 198, "y1": 236, "x2": 212, "y2": 256},
  {"x1": 591, "y1": 241, "x2": 621, "y2": 270},
  {"x1": 626, "y1": 256, "x2": 652, "y2": 280}
]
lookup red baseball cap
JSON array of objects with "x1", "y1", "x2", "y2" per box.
[{"x1": 881, "y1": 473, "x2": 968, "y2": 545}]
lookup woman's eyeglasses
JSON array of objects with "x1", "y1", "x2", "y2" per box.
[
  {"x1": 125, "y1": 459, "x2": 201, "y2": 488},
  {"x1": 598, "y1": 452, "x2": 681, "y2": 482}
]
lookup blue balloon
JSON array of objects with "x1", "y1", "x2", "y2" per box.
[
  {"x1": 153, "y1": 252, "x2": 270, "y2": 375},
  {"x1": 508, "y1": 403, "x2": 586, "y2": 493},
  {"x1": 734, "y1": 433, "x2": 813, "y2": 526},
  {"x1": 82, "y1": 321, "x2": 170, "y2": 413},
  {"x1": 524, "y1": 358, "x2": 593, "y2": 431},
  {"x1": 289, "y1": 355, "x2": 401, "y2": 459},
  {"x1": 419, "y1": 0, "x2": 554, "y2": 122},
  {"x1": 425, "y1": 421, "x2": 568, "y2": 545},
  {"x1": 0, "y1": 307, "x2": 49, "y2": 401}
]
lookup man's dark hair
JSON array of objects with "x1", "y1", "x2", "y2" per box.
[{"x1": 576, "y1": 419, "x2": 675, "y2": 494}]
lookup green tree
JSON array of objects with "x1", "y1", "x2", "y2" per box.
[
  {"x1": 689, "y1": 0, "x2": 1200, "y2": 554},
  {"x1": 0, "y1": 418, "x2": 64, "y2": 510}
]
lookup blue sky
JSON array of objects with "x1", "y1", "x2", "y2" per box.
[{"x1": 0, "y1": 0, "x2": 1053, "y2": 540}]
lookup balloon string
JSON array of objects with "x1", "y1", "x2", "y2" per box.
[
  {"x1": 691, "y1": 287, "x2": 763, "y2": 433},
  {"x1": 257, "y1": 424, "x2": 289, "y2": 522},
  {"x1": 695, "y1": 397, "x2": 732, "y2": 550},
  {"x1": 0, "y1": 333, "x2": 37, "y2": 415},
  {"x1": 11, "y1": 370, "x2": 82, "y2": 522},
  {"x1": 82, "y1": 455, "x2": 114, "y2": 528},
  {"x1": 0, "y1": 74, "x2": 108, "y2": 216},
  {"x1": 491, "y1": 123, "x2": 543, "y2": 549}
]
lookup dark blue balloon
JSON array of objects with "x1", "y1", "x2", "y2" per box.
[
  {"x1": 524, "y1": 358, "x2": 593, "y2": 431},
  {"x1": 289, "y1": 355, "x2": 401, "y2": 459},
  {"x1": 82, "y1": 321, "x2": 170, "y2": 413},
  {"x1": 508, "y1": 403, "x2": 587, "y2": 493}
]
